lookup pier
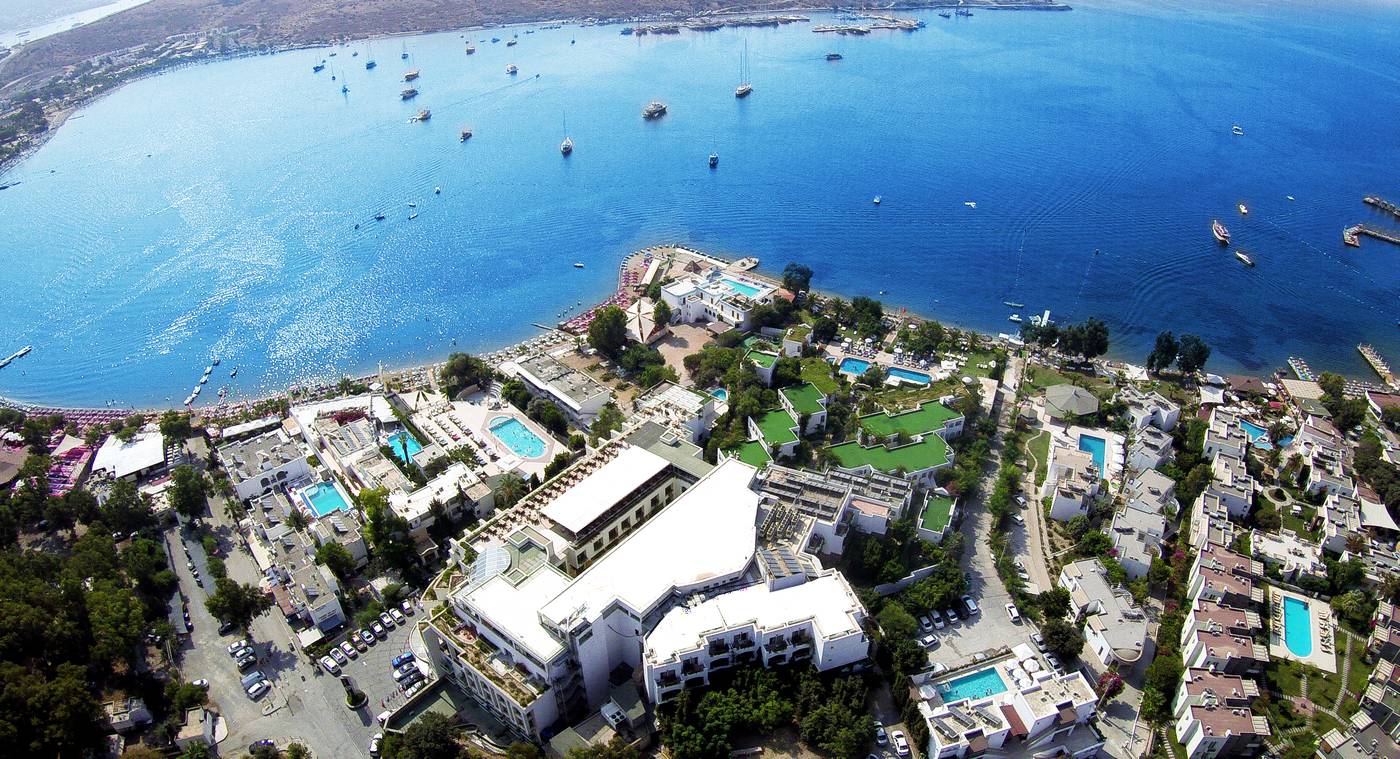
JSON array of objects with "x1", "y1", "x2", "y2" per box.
[
  {"x1": 1343, "y1": 224, "x2": 1400, "y2": 248},
  {"x1": 1364, "y1": 195, "x2": 1400, "y2": 221},
  {"x1": 1358, "y1": 344, "x2": 1398, "y2": 389}
]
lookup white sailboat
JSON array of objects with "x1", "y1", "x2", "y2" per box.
[{"x1": 735, "y1": 39, "x2": 753, "y2": 98}]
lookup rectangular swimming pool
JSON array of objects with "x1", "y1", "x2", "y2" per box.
[
  {"x1": 1078, "y1": 434, "x2": 1107, "y2": 472},
  {"x1": 300, "y1": 481, "x2": 351, "y2": 518},
  {"x1": 888, "y1": 367, "x2": 931, "y2": 385},
  {"x1": 386, "y1": 430, "x2": 423, "y2": 464},
  {"x1": 838, "y1": 357, "x2": 872, "y2": 376},
  {"x1": 939, "y1": 667, "x2": 1009, "y2": 703},
  {"x1": 722, "y1": 278, "x2": 762, "y2": 298},
  {"x1": 489, "y1": 416, "x2": 547, "y2": 459},
  {"x1": 1283, "y1": 596, "x2": 1313, "y2": 657}
]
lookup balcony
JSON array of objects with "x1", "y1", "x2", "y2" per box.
[
  {"x1": 428, "y1": 606, "x2": 547, "y2": 707},
  {"x1": 681, "y1": 658, "x2": 705, "y2": 676},
  {"x1": 765, "y1": 637, "x2": 790, "y2": 654},
  {"x1": 791, "y1": 630, "x2": 813, "y2": 646},
  {"x1": 708, "y1": 640, "x2": 731, "y2": 656},
  {"x1": 658, "y1": 671, "x2": 681, "y2": 687},
  {"x1": 733, "y1": 636, "x2": 755, "y2": 650}
]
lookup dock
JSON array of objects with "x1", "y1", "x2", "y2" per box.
[
  {"x1": 1358, "y1": 344, "x2": 1398, "y2": 388},
  {"x1": 1288, "y1": 356, "x2": 1315, "y2": 381},
  {"x1": 1364, "y1": 195, "x2": 1400, "y2": 221},
  {"x1": 1343, "y1": 224, "x2": 1400, "y2": 248}
]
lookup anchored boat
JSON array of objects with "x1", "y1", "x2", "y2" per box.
[{"x1": 1212, "y1": 219, "x2": 1231, "y2": 244}]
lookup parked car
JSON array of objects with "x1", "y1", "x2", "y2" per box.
[
  {"x1": 391, "y1": 651, "x2": 416, "y2": 668},
  {"x1": 920, "y1": 634, "x2": 939, "y2": 649},
  {"x1": 398, "y1": 669, "x2": 424, "y2": 689},
  {"x1": 217, "y1": 620, "x2": 236, "y2": 636},
  {"x1": 379, "y1": 612, "x2": 395, "y2": 629},
  {"x1": 236, "y1": 653, "x2": 257, "y2": 672},
  {"x1": 240, "y1": 670, "x2": 266, "y2": 690},
  {"x1": 227, "y1": 639, "x2": 250, "y2": 656},
  {"x1": 1015, "y1": 495, "x2": 1028, "y2": 508},
  {"x1": 1017, "y1": 567, "x2": 1031, "y2": 582},
  {"x1": 1012, "y1": 513, "x2": 1025, "y2": 525},
  {"x1": 362, "y1": 627, "x2": 379, "y2": 645},
  {"x1": 962, "y1": 595, "x2": 980, "y2": 615},
  {"x1": 371, "y1": 622, "x2": 387, "y2": 639},
  {"x1": 972, "y1": 652, "x2": 989, "y2": 663},
  {"x1": 929, "y1": 662, "x2": 949, "y2": 675},
  {"x1": 944, "y1": 607, "x2": 960, "y2": 623},
  {"x1": 249, "y1": 739, "x2": 276, "y2": 753},
  {"x1": 403, "y1": 680, "x2": 427, "y2": 699},
  {"x1": 350, "y1": 632, "x2": 369, "y2": 652},
  {"x1": 1006, "y1": 603, "x2": 1021, "y2": 623},
  {"x1": 874, "y1": 721, "x2": 888, "y2": 745},
  {"x1": 246, "y1": 680, "x2": 271, "y2": 700},
  {"x1": 401, "y1": 600, "x2": 415, "y2": 616},
  {"x1": 1045, "y1": 653, "x2": 1063, "y2": 672},
  {"x1": 393, "y1": 663, "x2": 420, "y2": 682},
  {"x1": 930, "y1": 609, "x2": 945, "y2": 629},
  {"x1": 329, "y1": 647, "x2": 348, "y2": 665},
  {"x1": 1031, "y1": 632, "x2": 1047, "y2": 652},
  {"x1": 369, "y1": 732, "x2": 383, "y2": 758},
  {"x1": 320, "y1": 656, "x2": 341, "y2": 675},
  {"x1": 191, "y1": 679, "x2": 209, "y2": 689},
  {"x1": 390, "y1": 608, "x2": 407, "y2": 625},
  {"x1": 339, "y1": 641, "x2": 358, "y2": 659},
  {"x1": 892, "y1": 730, "x2": 910, "y2": 757},
  {"x1": 917, "y1": 615, "x2": 934, "y2": 633}
]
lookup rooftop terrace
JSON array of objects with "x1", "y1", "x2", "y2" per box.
[
  {"x1": 859, "y1": 401, "x2": 960, "y2": 438},
  {"x1": 829, "y1": 433, "x2": 949, "y2": 473},
  {"x1": 780, "y1": 382, "x2": 825, "y2": 416},
  {"x1": 755, "y1": 408, "x2": 799, "y2": 446}
]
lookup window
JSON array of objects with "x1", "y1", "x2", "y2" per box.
[{"x1": 608, "y1": 527, "x2": 618, "y2": 541}]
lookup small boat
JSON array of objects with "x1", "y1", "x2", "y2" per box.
[
  {"x1": 825, "y1": 52, "x2": 843, "y2": 61},
  {"x1": 375, "y1": 213, "x2": 386, "y2": 221},
  {"x1": 230, "y1": 368, "x2": 238, "y2": 378},
  {"x1": 313, "y1": 63, "x2": 325, "y2": 73},
  {"x1": 460, "y1": 128, "x2": 473, "y2": 141},
  {"x1": 404, "y1": 69, "x2": 419, "y2": 81},
  {"x1": 366, "y1": 60, "x2": 376, "y2": 70},
  {"x1": 621, "y1": 27, "x2": 634, "y2": 35},
  {"x1": 465, "y1": 44, "x2": 476, "y2": 54},
  {"x1": 1235, "y1": 250, "x2": 1255, "y2": 266},
  {"x1": 964, "y1": 201, "x2": 977, "y2": 208},
  {"x1": 642, "y1": 101, "x2": 668, "y2": 119},
  {"x1": 491, "y1": 37, "x2": 501, "y2": 43},
  {"x1": 401, "y1": 43, "x2": 409, "y2": 60},
  {"x1": 574, "y1": 262, "x2": 585, "y2": 268},
  {"x1": 352, "y1": 51, "x2": 358, "y2": 57},
  {"x1": 939, "y1": 11, "x2": 952, "y2": 18},
  {"x1": 507, "y1": 64, "x2": 518, "y2": 75},
  {"x1": 1287, "y1": 195, "x2": 1295, "y2": 201},
  {"x1": 401, "y1": 88, "x2": 418, "y2": 100},
  {"x1": 735, "y1": 83, "x2": 752, "y2": 98},
  {"x1": 408, "y1": 202, "x2": 417, "y2": 208},
  {"x1": 1212, "y1": 219, "x2": 1231, "y2": 244},
  {"x1": 1004, "y1": 301, "x2": 1024, "y2": 309},
  {"x1": 709, "y1": 153, "x2": 719, "y2": 168},
  {"x1": 409, "y1": 212, "x2": 419, "y2": 220},
  {"x1": 1238, "y1": 203, "x2": 1248, "y2": 215},
  {"x1": 1231, "y1": 124, "x2": 1244, "y2": 136},
  {"x1": 434, "y1": 186, "x2": 441, "y2": 194},
  {"x1": 1008, "y1": 314, "x2": 1023, "y2": 323},
  {"x1": 872, "y1": 195, "x2": 882, "y2": 205},
  {"x1": 341, "y1": 84, "x2": 349, "y2": 94},
  {"x1": 506, "y1": 39, "x2": 518, "y2": 47},
  {"x1": 561, "y1": 137, "x2": 574, "y2": 155},
  {"x1": 212, "y1": 357, "x2": 220, "y2": 365},
  {"x1": 415, "y1": 109, "x2": 431, "y2": 121}
]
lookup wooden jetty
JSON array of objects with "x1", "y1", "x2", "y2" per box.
[
  {"x1": 1343, "y1": 224, "x2": 1400, "y2": 248},
  {"x1": 1358, "y1": 344, "x2": 1396, "y2": 387}
]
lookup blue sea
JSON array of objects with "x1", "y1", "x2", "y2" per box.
[{"x1": 2, "y1": 0, "x2": 1398, "y2": 408}]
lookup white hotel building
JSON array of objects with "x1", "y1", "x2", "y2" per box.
[{"x1": 420, "y1": 457, "x2": 869, "y2": 741}]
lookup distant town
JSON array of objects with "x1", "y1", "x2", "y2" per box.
[{"x1": 3, "y1": 242, "x2": 1400, "y2": 759}]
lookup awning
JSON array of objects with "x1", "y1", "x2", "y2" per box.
[
  {"x1": 1001, "y1": 704, "x2": 1029, "y2": 738},
  {"x1": 1361, "y1": 499, "x2": 1400, "y2": 532}
]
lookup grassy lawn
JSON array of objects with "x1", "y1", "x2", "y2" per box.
[
  {"x1": 754, "y1": 408, "x2": 799, "y2": 446},
  {"x1": 728, "y1": 440, "x2": 771, "y2": 468},
  {"x1": 828, "y1": 434, "x2": 949, "y2": 473},
  {"x1": 781, "y1": 382, "x2": 826, "y2": 415},
  {"x1": 1023, "y1": 363, "x2": 1113, "y2": 396},
  {"x1": 800, "y1": 357, "x2": 840, "y2": 395},
  {"x1": 859, "y1": 402, "x2": 960, "y2": 437},
  {"x1": 870, "y1": 380, "x2": 961, "y2": 412},
  {"x1": 961, "y1": 349, "x2": 1003, "y2": 379},
  {"x1": 921, "y1": 496, "x2": 954, "y2": 532},
  {"x1": 1027, "y1": 429, "x2": 1051, "y2": 486}
]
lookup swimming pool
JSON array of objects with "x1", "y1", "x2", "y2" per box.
[
  {"x1": 939, "y1": 667, "x2": 1009, "y2": 703},
  {"x1": 1283, "y1": 596, "x2": 1313, "y2": 657},
  {"x1": 489, "y1": 416, "x2": 547, "y2": 459},
  {"x1": 1240, "y1": 420, "x2": 1293, "y2": 450},
  {"x1": 1078, "y1": 434, "x2": 1107, "y2": 472},
  {"x1": 386, "y1": 430, "x2": 423, "y2": 463},
  {"x1": 722, "y1": 278, "x2": 762, "y2": 298},
  {"x1": 888, "y1": 367, "x2": 931, "y2": 385},
  {"x1": 300, "y1": 481, "x2": 351, "y2": 517},
  {"x1": 710, "y1": 388, "x2": 728, "y2": 401},
  {"x1": 839, "y1": 357, "x2": 872, "y2": 376}
]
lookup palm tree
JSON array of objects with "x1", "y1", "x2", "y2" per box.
[{"x1": 495, "y1": 474, "x2": 527, "y2": 509}]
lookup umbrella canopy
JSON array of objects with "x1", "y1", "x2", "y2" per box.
[{"x1": 1045, "y1": 384, "x2": 1100, "y2": 418}]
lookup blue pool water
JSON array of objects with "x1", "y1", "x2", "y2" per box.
[
  {"x1": 888, "y1": 367, "x2": 931, "y2": 385},
  {"x1": 489, "y1": 415, "x2": 547, "y2": 459},
  {"x1": 711, "y1": 388, "x2": 728, "y2": 401},
  {"x1": 386, "y1": 429, "x2": 423, "y2": 463},
  {"x1": 939, "y1": 667, "x2": 1009, "y2": 703},
  {"x1": 300, "y1": 481, "x2": 351, "y2": 517},
  {"x1": 1240, "y1": 419, "x2": 1294, "y2": 450},
  {"x1": 838, "y1": 358, "x2": 872, "y2": 377},
  {"x1": 722, "y1": 278, "x2": 762, "y2": 298},
  {"x1": 1283, "y1": 596, "x2": 1313, "y2": 657},
  {"x1": 1078, "y1": 434, "x2": 1107, "y2": 471},
  {"x1": 2, "y1": 1, "x2": 1400, "y2": 407}
]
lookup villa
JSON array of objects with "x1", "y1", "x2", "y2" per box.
[
  {"x1": 825, "y1": 401, "x2": 962, "y2": 487},
  {"x1": 387, "y1": 461, "x2": 495, "y2": 548},
  {"x1": 779, "y1": 382, "x2": 828, "y2": 435},
  {"x1": 1172, "y1": 668, "x2": 1270, "y2": 759},
  {"x1": 1119, "y1": 385, "x2": 1180, "y2": 431},
  {"x1": 1188, "y1": 544, "x2": 1265, "y2": 610},
  {"x1": 1320, "y1": 492, "x2": 1364, "y2": 554},
  {"x1": 1109, "y1": 502, "x2": 1166, "y2": 580},
  {"x1": 1306, "y1": 444, "x2": 1356, "y2": 499},
  {"x1": 1251, "y1": 529, "x2": 1326, "y2": 583},
  {"x1": 1042, "y1": 446, "x2": 1100, "y2": 522},
  {"x1": 503, "y1": 352, "x2": 612, "y2": 428},
  {"x1": 755, "y1": 464, "x2": 919, "y2": 554},
  {"x1": 1181, "y1": 624, "x2": 1270, "y2": 677},
  {"x1": 1127, "y1": 426, "x2": 1174, "y2": 472},
  {"x1": 216, "y1": 429, "x2": 311, "y2": 501},
  {"x1": 632, "y1": 381, "x2": 717, "y2": 444},
  {"x1": 745, "y1": 349, "x2": 780, "y2": 386},
  {"x1": 1180, "y1": 600, "x2": 1263, "y2": 649},
  {"x1": 91, "y1": 430, "x2": 168, "y2": 483},
  {"x1": 1203, "y1": 407, "x2": 1250, "y2": 462},
  {"x1": 1188, "y1": 490, "x2": 1238, "y2": 550},
  {"x1": 1126, "y1": 468, "x2": 1177, "y2": 516},
  {"x1": 1043, "y1": 384, "x2": 1099, "y2": 422},
  {"x1": 658, "y1": 269, "x2": 776, "y2": 331},
  {"x1": 1205, "y1": 451, "x2": 1256, "y2": 518},
  {"x1": 781, "y1": 324, "x2": 811, "y2": 357},
  {"x1": 1058, "y1": 559, "x2": 1149, "y2": 672},
  {"x1": 243, "y1": 489, "x2": 351, "y2": 640}
]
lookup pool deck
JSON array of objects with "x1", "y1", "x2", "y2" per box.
[
  {"x1": 1064, "y1": 424, "x2": 1125, "y2": 486},
  {"x1": 1268, "y1": 586, "x2": 1337, "y2": 673}
]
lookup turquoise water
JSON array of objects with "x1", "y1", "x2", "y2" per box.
[
  {"x1": 1240, "y1": 419, "x2": 1294, "y2": 450},
  {"x1": 888, "y1": 367, "x2": 931, "y2": 385},
  {"x1": 1078, "y1": 434, "x2": 1107, "y2": 471},
  {"x1": 1283, "y1": 596, "x2": 1313, "y2": 657},
  {"x1": 939, "y1": 667, "x2": 1008, "y2": 703},
  {"x1": 301, "y1": 481, "x2": 351, "y2": 517},
  {"x1": 3, "y1": 1, "x2": 1400, "y2": 407},
  {"x1": 722, "y1": 278, "x2": 762, "y2": 298},
  {"x1": 710, "y1": 388, "x2": 728, "y2": 401},
  {"x1": 387, "y1": 429, "x2": 423, "y2": 463},
  {"x1": 839, "y1": 357, "x2": 872, "y2": 376},
  {"x1": 488, "y1": 415, "x2": 546, "y2": 458}
]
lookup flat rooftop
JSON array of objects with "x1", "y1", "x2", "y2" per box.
[
  {"x1": 540, "y1": 445, "x2": 670, "y2": 535},
  {"x1": 755, "y1": 408, "x2": 799, "y2": 447},
  {"x1": 921, "y1": 496, "x2": 954, "y2": 532},
  {"x1": 859, "y1": 402, "x2": 960, "y2": 437},
  {"x1": 828, "y1": 433, "x2": 949, "y2": 473},
  {"x1": 540, "y1": 458, "x2": 760, "y2": 629},
  {"x1": 780, "y1": 383, "x2": 825, "y2": 415},
  {"x1": 462, "y1": 560, "x2": 572, "y2": 662},
  {"x1": 729, "y1": 440, "x2": 771, "y2": 469}
]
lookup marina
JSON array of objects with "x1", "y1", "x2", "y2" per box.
[{"x1": 1364, "y1": 195, "x2": 1400, "y2": 221}]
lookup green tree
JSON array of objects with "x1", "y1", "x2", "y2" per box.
[
  {"x1": 204, "y1": 576, "x2": 274, "y2": 633},
  {"x1": 361, "y1": 488, "x2": 419, "y2": 578},
  {"x1": 850, "y1": 296, "x2": 884, "y2": 335},
  {"x1": 1175, "y1": 334, "x2": 1211, "y2": 375},
  {"x1": 811, "y1": 317, "x2": 837, "y2": 343},
  {"x1": 1041, "y1": 618, "x2": 1084, "y2": 661},
  {"x1": 1075, "y1": 531, "x2": 1113, "y2": 557},
  {"x1": 316, "y1": 541, "x2": 357, "y2": 581},
  {"x1": 386, "y1": 711, "x2": 464, "y2": 759},
  {"x1": 904, "y1": 320, "x2": 946, "y2": 356},
  {"x1": 653, "y1": 298, "x2": 672, "y2": 327},
  {"x1": 159, "y1": 410, "x2": 193, "y2": 442},
  {"x1": 1146, "y1": 331, "x2": 1178, "y2": 374},
  {"x1": 587, "y1": 305, "x2": 629, "y2": 358},
  {"x1": 494, "y1": 474, "x2": 527, "y2": 510},
  {"x1": 566, "y1": 737, "x2": 639, "y2": 758},
  {"x1": 439, "y1": 352, "x2": 492, "y2": 396},
  {"x1": 1037, "y1": 587, "x2": 1072, "y2": 621},
  {"x1": 169, "y1": 465, "x2": 211, "y2": 523},
  {"x1": 781, "y1": 262, "x2": 814, "y2": 292},
  {"x1": 87, "y1": 582, "x2": 147, "y2": 668},
  {"x1": 590, "y1": 403, "x2": 626, "y2": 441}
]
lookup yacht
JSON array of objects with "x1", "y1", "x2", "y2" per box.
[
  {"x1": 872, "y1": 195, "x2": 882, "y2": 205},
  {"x1": 374, "y1": 213, "x2": 386, "y2": 221},
  {"x1": 561, "y1": 137, "x2": 573, "y2": 155},
  {"x1": 1008, "y1": 314, "x2": 1023, "y2": 323},
  {"x1": 825, "y1": 52, "x2": 843, "y2": 61},
  {"x1": 709, "y1": 153, "x2": 719, "y2": 168},
  {"x1": 1211, "y1": 219, "x2": 1231, "y2": 244},
  {"x1": 506, "y1": 38, "x2": 518, "y2": 47},
  {"x1": 415, "y1": 109, "x2": 431, "y2": 121},
  {"x1": 642, "y1": 101, "x2": 668, "y2": 119},
  {"x1": 735, "y1": 39, "x2": 753, "y2": 98},
  {"x1": 460, "y1": 127, "x2": 473, "y2": 141},
  {"x1": 1004, "y1": 301, "x2": 1024, "y2": 309},
  {"x1": 401, "y1": 43, "x2": 409, "y2": 60},
  {"x1": 365, "y1": 59, "x2": 376, "y2": 70},
  {"x1": 401, "y1": 88, "x2": 418, "y2": 100},
  {"x1": 409, "y1": 212, "x2": 419, "y2": 220},
  {"x1": 404, "y1": 69, "x2": 419, "y2": 81},
  {"x1": 434, "y1": 186, "x2": 441, "y2": 195},
  {"x1": 1235, "y1": 250, "x2": 1255, "y2": 267},
  {"x1": 312, "y1": 62, "x2": 325, "y2": 73},
  {"x1": 507, "y1": 64, "x2": 518, "y2": 75},
  {"x1": 574, "y1": 262, "x2": 585, "y2": 268},
  {"x1": 1231, "y1": 124, "x2": 1244, "y2": 136},
  {"x1": 465, "y1": 44, "x2": 476, "y2": 54},
  {"x1": 1238, "y1": 203, "x2": 1249, "y2": 215}
]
